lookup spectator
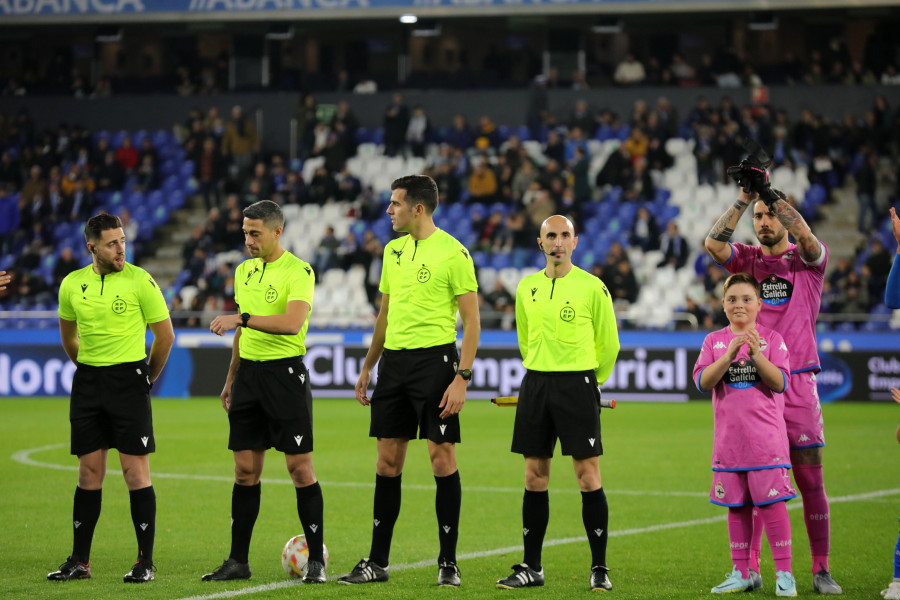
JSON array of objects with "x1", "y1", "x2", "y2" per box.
[
  {"x1": 382, "y1": 93, "x2": 410, "y2": 157},
  {"x1": 605, "y1": 259, "x2": 639, "y2": 304},
  {"x1": 52, "y1": 247, "x2": 81, "y2": 290},
  {"x1": 405, "y1": 105, "x2": 431, "y2": 158},
  {"x1": 20, "y1": 165, "x2": 47, "y2": 206},
  {"x1": 314, "y1": 225, "x2": 341, "y2": 276},
  {"x1": 93, "y1": 149, "x2": 125, "y2": 191},
  {"x1": 657, "y1": 221, "x2": 690, "y2": 269},
  {"x1": 614, "y1": 53, "x2": 646, "y2": 86},
  {"x1": 66, "y1": 178, "x2": 93, "y2": 222},
  {"x1": 483, "y1": 279, "x2": 515, "y2": 330},
  {"x1": 193, "y1": 137, "x2": 227, "y2": 210},
  {"x1": 629, "y1": 206, "x2": 661, "y2": 251},
  {"x1": 330, "y1": 100, "x2": 360, "y2": 158},
  {"x1": 221, "y1": 105, "x2": 259, "y2": 179},
  {"x1": 468, "y1": 157, "x2": 498, "y2": 203},
  {"x1": 115, "y1": 136, "x2": 139, "y2": 172},
  {"x1": 856, "y1": 150, "x2": 878, "y2": 234},
  {"x1": 134, "y1": 154, "x2": 160, "y2": 191},
  {"x1": 445, "y1": 114, "x2": 475, "y2": 151}
]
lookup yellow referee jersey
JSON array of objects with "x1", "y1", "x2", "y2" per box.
[
  {"x1": 514, "y1": 266, "x2": 619, "y2": 384},
  {"x1": 379, "y1": 229, "x2": 477, "y2": 350},
  {"x1": 58, "y1": 263, "x2": 169, "y2": 366},
  {"x1": 234, "y1": 251, "x2": 314, "y2": 360}
]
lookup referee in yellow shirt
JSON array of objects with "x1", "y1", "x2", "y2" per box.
[
  {"x1": 49, "y1": 213, "x2": 174, "y2": 584},
  {"x1": 496, "y1": 215, "x2": 620, "y2": 592},
  {"x1": 202, "y1": 200, "x2": 325, "y2": 584},
  {"x1": 339, "y1": 174, "x2": 480, "y2": 587}
]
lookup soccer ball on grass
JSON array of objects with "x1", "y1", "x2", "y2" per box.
[{"x1": 281, "y1": 534, "x2": 329, "y2": 578}]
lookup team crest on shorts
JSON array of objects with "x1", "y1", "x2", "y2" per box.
[
  {"x1": 559, "y1": 305, "x2": 575, "y2": 322},
  {"x1": 111, "y1": 298, "x2": 127, "y2": 314},
  {"x1": 417, "y1": 266, "x2": 431, "y2": 283},
  {"x1": 265, "y1": 287, "x2": 278, "y2": 303},
  {"x1": 715, "y1": 481, "x2": 725, "y2": 499}
]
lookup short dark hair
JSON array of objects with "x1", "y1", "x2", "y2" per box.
[
  {"x1": 391, "y1": 174, "x2": 439, "y2": 215},
  {"x1": 723, "y1": 272, "x2": 761, "y2": 299},
  {"x1": 84, "y1": 213, "x2": 123, "y2": 243},
  {"x1": 243, "y1": 199, "x2": 284, "y2": 230}
]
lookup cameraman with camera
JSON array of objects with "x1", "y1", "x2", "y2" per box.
[{"x1": 704, "y1": 144, "x2": 842, "y2": 595}]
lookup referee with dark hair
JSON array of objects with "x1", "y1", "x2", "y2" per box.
[
  {"x1": 202, "y1": 200, "x2": 325, "y2": 584},
  {"x1": 339, "y1": 174, "x2": 480, "y2": 587},
  {"x1": 49, "y1": 213, "x2": 174, "y2": 583},
  {"x1": 496, "y1": 214, "x2": 620, "y2": 592}
]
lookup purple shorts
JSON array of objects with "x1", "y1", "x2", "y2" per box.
[
  {"x1": 710, "y1": 468, "x2": 797, "y2": 507},
  {"x1": 783, "y1": 371, "x2": 825, "y2": 449}
]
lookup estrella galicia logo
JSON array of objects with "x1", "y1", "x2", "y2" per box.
[
  {"x1": 416, "y1": 266, "x2": 431, "y2": 283},
  {"x1": 111, "y1": 298, "x2": 127, "y2": 314},
  {"x1": 724, "y1": 357, "x2": 760, "y2": 389},
  {"x1": 559, "y1": 305, "x2": 575, "y2": 322},
  {"x1": 265, "y1": 287, "x2": 278, "y2": 303},
  {"x1": 760, "y1": 275, "x2": 792, "y2": 306}
]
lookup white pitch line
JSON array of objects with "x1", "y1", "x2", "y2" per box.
[
  {"x1": 14, "y1": 443, "x2": 900, "y2": 600},
  {"x1": 11, "y1": 443, "x2": 707, "y2": 497},
  {"x1": 173, "y1": 485, "x2": 900, "y2": 600}
]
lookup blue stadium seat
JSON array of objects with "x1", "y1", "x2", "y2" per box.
[
  {"x1": 132, "y1": 129, "x2": 148, "y2": 146},
  {"x1": 354, "y1": 127, "x2": 372, "y2": 144},
  {"x1": 112, "y1": 129, "x2": 129, "y2": 148},
  {"x1": 167, "y1": 190, "x2": 185, "y2": 211},
  {"x1": 616, "y1": 124, "x2": 632, "y2": 141},
  {"x1": 180, "y1": 161, "x2": 195, "y2": 178},
  {"x1": 152, "y1": 129, "x2": 171, "y2": 147},
  {"x1": 490, "y1": 253, "x2": 511, "y2": 269},
  {"x1": 370, "y1": 128, "x2": 385, "y2": 146},
  {"x1": 470, "y1": 251, "x2": 487, "y2": 269},
  {"x1": 516, "y1": 125, "x2": 530, "y2": 141}
]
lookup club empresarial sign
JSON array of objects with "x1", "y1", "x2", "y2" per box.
[{"x1": 1, "y1": 329, "x2": 898, "y2": 401}]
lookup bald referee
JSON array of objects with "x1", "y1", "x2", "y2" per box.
[
  {"x1": 202, "y1": 200, "x2": 325, "y2": 584},
  {"x1": 496, "y1": 215, "x2": 620, "y2": 592},
  {"x1": 49, "y1": 213, "x2": 174, "y2": 584},
  {"x1": 339, "y1": 174, "x2": 480, "y2": 587}
]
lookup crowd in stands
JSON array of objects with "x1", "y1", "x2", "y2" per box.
[
  {"x1": 1, "y1": 83, "x2": 898, "y2": 330},
  {"x1": 3, "y1": 30, "x2": 900, "y2": 96}
]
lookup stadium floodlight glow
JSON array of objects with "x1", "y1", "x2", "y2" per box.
[{"x1": 399, "y1": 14, "x2": 418, "y2": 24}]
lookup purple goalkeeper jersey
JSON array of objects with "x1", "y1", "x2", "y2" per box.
[
  {"x1": 693, "y1": 324, "x2": 791, "y2": 471},
  {"x1": 720, "y1": 241, "x2": 827, "y2": 374}
]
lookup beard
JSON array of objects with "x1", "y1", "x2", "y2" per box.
[
  {"x1": 757, "y1": 229, "x2": 785, "y2": 247},
  {"x1": 97, "y1": 254, "x2": 125, "y2": 273}
]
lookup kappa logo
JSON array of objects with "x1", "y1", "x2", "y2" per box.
[
  {"x1": 798, "y1": 434, "x2": 810, "y2": 442},
  {"x1": 768, "y1": 488, "x2": 778, "y2": 498},
  {"x1": 310, "y1": 524, "x2": 318, "y2": 533},
  {"x1": 439, "y1": 424, "x2": 447, "y2": 435},
  {"x1": 780, "y1": 341, "x2": 788, "y2": 351},
  {"x1": 714, "y1": 341, "x2": 726, "y2": 350},
  {"x1": 140, "y1": 523, "x2": 149, "y2": 531},
  {"x1": 523, "y1": 528, "x2": 530, "y2": 536},
  {"x1": 140, "y1": 436, "x2": 149, "y2": 447},
  {"x1": 74, "y1": 520, "x2": 82, "y2": 529},
  {"x1": 588, "y1": 438, "x2": 596, "y2": 447},
  {"x1": 294, "y1": 435, "x2": 304, "y2": 446},
  {"x1": 442, "y1": 525, "x2": 451, "y2": 533},
  {"x1": 594, "y1": 528, "x2": 604, "y2": 537},
  {"x1": 374, "y1": 519, "x2": 381, "y2": 527}
]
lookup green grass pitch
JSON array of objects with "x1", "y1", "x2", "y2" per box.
[{"x1": 1, "y1": 398, "x2": 897, "y2": 600}]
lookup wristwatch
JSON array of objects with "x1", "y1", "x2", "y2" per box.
[
  {"x1": 456, "y1": 368, "x2": 472, "y2": 381},
  {"x1": 240, "y1": 313, "x2": 251, "y2": 328}
]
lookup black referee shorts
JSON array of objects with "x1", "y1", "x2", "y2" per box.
[
  {"x1": 369, "y1": 342, "x2": 460, "y2": 444},
  {"x1": 511, "y1": 370, "x2": 604, "y2": 458},
  {"x1": 70, "y1": 360, "x2": 154, "y2": 457},
  {"x1": 228, "y1": 356, "x2": 313, "y2": 454}
]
